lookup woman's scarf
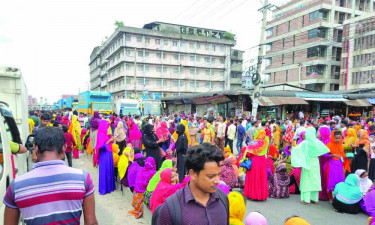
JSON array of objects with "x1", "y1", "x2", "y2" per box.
[
  {"x1": 168, "y1": 122, "x2": 175, "y2": 134},
  {"x1": 172, "y1": 120, "x2": 191, "y2": 145},
  {"x1": 156, "y1": 121, "x2": 169, "y2": 140},
  {"x1": 221, "y1": 157, "x2": 238, "y2": 189},
  {"x1": 273, "y1": 125, "x2": 281, "y2": 145},
  {"x1": 247, "y1": 129, "x2": 269, "y2": 156},
  {"x1": 285, "y1": 217, "x2": 310, "y2": 225},
  {"x1": 56, "y1": 115, "x2": 62, "y2": 124},
  {"x1": 150, "y1": 168, "x2": 190, "y2": 213},
  {"x1": 245, "y1": 212, "x2": 267, "y2": 225},
  {"x1": 94, "y1": 120, "x2": 111, "y2": 166},
  {"x1": 69, "y1": 115, "x2": 82, "y2": 150},
  {"x1": 147, "y1": 160, "x2": 173, "y2": 192},
  {"x1": 355, "y1": 169, "x2": 372, "y2": 195},
  {"x1": 283, "y1": 125, "x2": 294, "y2": 144},
  {"x1": 81, "y1": 128, "x2": 87, "y2": 142},
  {"x1": 89, "y1": 111, "x2": 100, "y2": 131},
  {"x1": 228, "y1": 155, "x2": 239, "y2": 177},
  {"x1": 318, "y1": 127, "x2": 331, "y2": 145},
  {"x1": 297, "y1": 131, "x2": 306, "y2": 145},
  {"x1": 62, "y1": 116, "x2": 70, "y2": 126},
  {"x1": 357, "y1": 129, "x2": 371, "y2": 151},
  {"x1": 228, "y1": 191, "x2": 246, "y2": 225},
  {"x1": 361, "y1": 185, "x2": 375, "y2": 215},
  {"x1": 127, "y1": 153, "x2": 145, "y2": 188},
  {"x1": 134, "y1": 157, "x2": 156, "y2": 193},
  {"x1": 114, "y1": 121, "x2": 126, "y2": 142},
  {"x1": 334, "y1": 174, "x2": 362, "y2": 203},
  {"x1": 128, "y1": 121, "x2": 142, "y2": 142},
  {"x1": 118, "y1": 146, "x2": 132, "y2": 179},
  {"x1": 291, "y1": 127, "x2": 330, "y2": 170},
  {"x1": 275, "y1": 164, "x2": 290, "y2": 186},
  {"x1": 343, "y1": 128, "x2": 357, "y2": 150},
  {"x1": 326, "y1": 131, "x2": 345, "y2": 160}
]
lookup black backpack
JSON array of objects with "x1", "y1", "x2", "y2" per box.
[{"x1": 151, "y1": 188, "x2": 229, "y2": 225}]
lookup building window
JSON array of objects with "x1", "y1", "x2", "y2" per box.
[
  {"x1": 211, "y1": 57, "x2": 215, "y2": 63},
  {"x1": 164, "y1": 39, "x2": 168, "y2": 45},
  {"x1": 163, "y1": 67, "x2": 168, "y2": 72},
  {"x1": 174, "y1": 68, "x2": 179, "y2": 73},
  {"x1": 162, "y1": 53, "x2": 167, "y2": 59},
  {"x1": 138, "y1": 51, "x2": 144, "y2": 57},
  {"x1": 156, "y1": 80, "x2": 162, "y2": 86},
  {"x1": 145, "y1": 52, "x2": 149, "y2": 57},
  {"x1": 308, "y1": 28, "x2": 327, "y2": 39},
  {"x1": 137, "y1": 36, "x2": 142, "y2": 42},
  {"x1": 266, "y1": 43, "x2": 272, "y2": 51},
  {"x1": 173, "y1": 81, "x2": 179, "y2": 86},
  {"x1": 190, "y1": 69, "x2": 195, "y2": 74},
  {"x1": 190, "y1": 81, "x2": 194, "y2": 87},
  {"x1": 190, "y1": 56, "x2": 195, "y2": 61},
  {"x1": 309, "y1": 10, "x2": 328, "y2": 21},
  {"x1": 155, "y1": 39, "x2": 161, "y2": 44},
  {"x1": 307, "y1": 46, "x2": 326, "y2": 57},
  {"x1": 163, "y1": 80, "x2": 167, "y2": 86},
  {"x1": 220, "y1": 58, "x2": 225, "y2": 64},
  {"x1": 196, "y1": 56, "x2": 201, "y2": 62},
  {"x1": 205, "y1": 44, "x2": 210, "y2": 50},
  {"x1": 180, "y1": 54, "x2": 185, "y2": 60},
  {"x1": 145, "y1": 37, "x2": 150, "y2": 43},
  {"x1": 173, "y1": 41, "x2": 178, "y2": 46},
  {"x1": 220, "y1": 46, "x2": 225, "y2": 52},
  {"x1": 205, "y1": 70, "x2": 210, "y2": 75},
  {"x1": 189, "y1": 43, "x2": 194, "y2": 49},
  {"x1": 180, "y1": 41, "x2": 185, "y2": 47},
  {"x1": 196, "y1": 81, "x2": 199, "y2": 87},
  {"x1": 306, "y1": 65, "x2": 325, "y2": 76},
  {"x1": 266, "y1": 27, "x2": 273, "y2": 36},
  {"x1": 173, "y1": 54, "x2": 179, "y2": 60},
  {"x1": 211, "y1": 45, "x2": 216, "y2": 51},
  {"x1": 180, "y1": 81, "x2": 184, "y2": 87},
  {"x1": 156, "y1": 66, "x2": 162, "y2": 72},
  {"x1": 265, "y1": 57, "x2": 272, "y2": 66},
  {"x1": 137, "y1": 65, "x2": 143, "y2": 71},
  {"x1": 205, "y1": 57, "x2": 210, "y2": 62},
  {"x1": 156, "y1": 53, "x2": 162, "y2": 58},
  {"x1": 125, "y1": 35, "x2": 131, "y2": 42},
  {"x1": 205, "y1": 82, "x2": 210, "y2": 88},
  {"x1": 137, "y1": 79, "x2": 144, "y2": 85},
  {"x1": 126, "y1": 50, "x2": 131, "y2": 56}
]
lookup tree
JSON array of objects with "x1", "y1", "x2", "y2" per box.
[{"x1": 114, "y1": 21, "x2": 124, "y2": 29}]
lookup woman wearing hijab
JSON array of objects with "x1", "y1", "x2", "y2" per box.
[
  {"x1": 343, "y1": 128, "x2": 357, "y2": 173},
  {"x1": 351, "y1": 129, "x2": 370, "y2": 172},
  {"x1": 269, "y1": 164, "x2": 290, "y2": 199},
  {"x1": 143, "y1": 124, "x2": 164, "y2": 170},
  {"x1": 188, "y1": 123, "x2": 199, "y2": 146},
  {"x1": 176, "y1": 124, "x2": 188, "y2": 183},
  {"x1": 332, "y1": 174, "x2": 362, "y2": 214},
  {"x1": 129, "y1": 157, "x2": 156, "y2": 219},
  {"x1": 127, "y1": 152, "x2": 145, "y2": 193},
  {"x1": 360, "y1": 184, "x2": 375, "y2": 217},
  {"x1": 144, "y1": 160, "x2": 173, "y2": 209},
  {"x1": 156, "y1": 121, "x2": 170, "y2": 152},
  {"x1": 150, "y1": 168, "x2": 190, "y2": 213},
  {"x1": 317, "y1": 126, "x2": 331, "y2": 201},
  {"x1": 355, "y1": 169, "x2": 373, "y2": 196},
  {"x1": 128, "y1": 120, "x2": 142, "y2": 149},
  {"x1": 172, "y1": 120, "x2": 191, "y2": 146},
  {"x1": 288, "y1": 131, "x2": 306, "y2": 195},
  {"x1": 202, "y1": 122, "x2": 215, "y2": 144},
  {"x1": 96, "y1": 120, "x2": 116, "y2": 195},
  {"x1": 221, "y1": 156, "x2": 238, "y2": 190},
  {"x1": 69, "y1": 115, "x2": 82, "y2": 159},
  {"x1": 114, "y1": 121, "x2": 127, "y2": 155},
  {"x1": 292, "y1": 127, "x2": 330, "y2": 205},
  {"x1": 62, "y1": 115, "x2": 70, "y2": 126},
  {"x1": 244, "y1": 130, "x2": 270, "y2": 201},
  {"x1": 168, "y1": 121, "x2": 176, "y2": 135},
  {"x1": 90, "y1": 111, "x2": 100, "y2": 166},
  {"x1": 228, "y1": 191, "x2": 246, "y2": 225},
  {"x1": 245, "y1": 212, "x2": 268, "y2": 225},
  {"x1": 325, "y1": 130, "x2": 346, "y2": 202},
  {"x1": 118, "y1": 146, "x2": 133, "y2": 190},
  {"x1": 284, "y1": 217, "x2": 310, "y2": 225}
]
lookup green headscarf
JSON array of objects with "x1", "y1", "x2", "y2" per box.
[
  {"x1": 146, "y1": 159, "x2": 173, "y2": 192},
  {"x1": 291, "y1": 127, "x2": 330, "y2": 170},
  {"x1": 334, "y1": 174, "x2": 362, "y2": 204}
]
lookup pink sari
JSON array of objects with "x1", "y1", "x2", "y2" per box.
[
  {"x1": 128, "y1": 121, "x2": 142, "y2": 149},
  {"x1": 94, "y1": 120, "x2": 112, "y2": 166}
]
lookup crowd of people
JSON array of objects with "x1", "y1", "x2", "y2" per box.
[{"x1": 22, "y1": 109, "x2": 375, "y2": 224}]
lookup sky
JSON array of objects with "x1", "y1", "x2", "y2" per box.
[{"x1": 0, "y1": 0, "x2": 288, "y2": 103}]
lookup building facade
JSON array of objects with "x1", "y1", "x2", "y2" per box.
[
  {"x1": 89, "y1": 22, "x2": 236, "y2": 100},
  {"x1": 341, "y1": 14, "x2": 375, "y2": 90},
  {"x1": 263, "y1": 0, "x2": 373, "y2": 92},
  {"x1": 230, "y1": 49, "x2": 244, "y2": 89}
]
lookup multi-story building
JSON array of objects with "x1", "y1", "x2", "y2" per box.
[
  {"x1": 230, "y1": 49, "x2": 244, "y2": 89},
  {"x1": 89, "y1": 22, "x2": 236, "y2": 100},
  {"x1": 263, "y1": 0, "x2": 373, "y2": 92},
  {"x1": 341, "y1": 14, "x2": 375, "y2": 90}
]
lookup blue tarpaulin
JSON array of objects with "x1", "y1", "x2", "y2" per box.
[{"x1": 367, "y1": 98, "x2": 375, "y2": 105}]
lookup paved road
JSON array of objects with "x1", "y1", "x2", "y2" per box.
[{"x1": 73, "y1": 156, "x2": 368, "y2": 225}]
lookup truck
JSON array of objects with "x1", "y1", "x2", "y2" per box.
[
  {"x1": 65, "y1": 96, "x2": 78, "y2": 109},
  {"x1": 142, "y1": 100, "x2": 161, "y2": 116},
  {"x1": 58, "y1": 98, "x2": 66, "y2": 109},
  {"x1": 112, "y1": 99, "x2": 141, "y2": 116},
  {"x1": 0, "y1": 67, "x2": 31, "y2": 223},
  {"x1": 78, "y1": 91, "x2": 112, "y2": 115}
]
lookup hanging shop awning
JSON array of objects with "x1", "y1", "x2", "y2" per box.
[
  {"x1": 344, "y1": 99, "x2": 372, "y2": 107},
  {"x1": 367, "y1": 98, "x2": 375, "y2": 105},
  {"x1": 258, "y1": 97, "x2": 308, "y2": 107},
  {"x1": 302, "y1": 98, "x2": 348, "y2": 102},
  {"x1": 206, "y1": 95, "x2": 231, "y2": 104}
]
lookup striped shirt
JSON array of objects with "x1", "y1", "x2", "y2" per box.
[{"x1": 3, "y1": 160, "x2": 94, "y2": 225}]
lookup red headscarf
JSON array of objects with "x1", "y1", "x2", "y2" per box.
[{"x1": 156, "y1": 121, "x2": 169, "y2": 140}]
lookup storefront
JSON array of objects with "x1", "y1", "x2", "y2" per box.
[
  {"x1": 344, "y1": 99, "x2": 373, "y2": 120},
  {"x1": 256, "y1": 96, "x2": 308, "y2": 120}
]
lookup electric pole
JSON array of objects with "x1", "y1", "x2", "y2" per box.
[
  {"x1": 134, "y1": 47, "x2": 137, "y2": 99},
  {"x1": 252, "y1": 0, "x2": 269, "y2": 118}
]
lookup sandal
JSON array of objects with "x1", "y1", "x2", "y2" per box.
[
  {"x1": 311, "y1": 200, "x2": 319, "y2": 205},
  {"x1": 300, "y1": 201, "x2": 310, "y2": 205}
]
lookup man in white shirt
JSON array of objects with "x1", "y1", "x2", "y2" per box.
[
  {"x1": 294, "y1": 121, "x2": 306, "y2": 140},
  {"x1": 299, "y1": 111, "x2": 304, "y2": 120},
  {"x1": 216, "y1": 117, "x2": 226, "y2": 153},
  {"x1": 227, "y1": 119, "x2": 236, "y2": 153}
]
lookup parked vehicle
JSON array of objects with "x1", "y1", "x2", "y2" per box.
[
  {"x1": 113, "y1": 99, "x2": 141, "y2": 116},
  {"x1": 78, "y1": 91, "x2": 112, "y2": 115}
]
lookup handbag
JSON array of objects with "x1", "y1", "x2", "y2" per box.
[
  {"x1": 159, "y1": 147, "x2": 166, "y2": 158},
  {"x1": 240, "y1": 159, "x2": 252, "y2": 170}
]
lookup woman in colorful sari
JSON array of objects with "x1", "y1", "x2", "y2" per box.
[
  {"x1": 119, "y1": 145, "x2": 134, "y2": 192},
  {"x1": 97, "y1": 120, "x2": 116, "y2": 195},
  {"x1": 228, "y1": 191, "x2": 246, "y2": 225},
  {"x1": 156, "y1": 121, "x2": 170, "y2": 151},
  {"x1": 144, "y1": 160, "x2": 173, "y2": 209},
  {"x1": 244, "y1": 129, "x2": 269, "y2": 201},
  {"x1": 202, "y1": 122, "x2": 215, "y2": 144},
  {"x1": 325, "y1": 130, "x2": 346, "y2": 202},
  {"x1": 273, "y1": 125, "x2": 281, "y2": 150},
  {"x1": 188, "y1": 123, "x2": 199, "y2": 146},
  {"x1": 289, "y1": 131, "x2": 307, "y2": 195},
  {"x1": 129, "y1": 157, "x2": 156, "y2": 219},
  {"x1": 317, "y1": 126, "x2": 331, "y2": 201},
  {"x1": 360, "y1": 184, "x2": 375, "y2": 217},
  {"x1": 62, "y1": 115, "x2": 70, "y2": 127},
  {"x1": 332, "y1": 174, "x2": 362, "y2": 214},
  {"x1": 292, "y1": 127, "x2": 330, "y2": 205},
  {"x1": 150, "y1": 168, "x2": 190, "y2": 213},
  {"x1": 114, "y1": 121, "x2": 127, "y2": 155},
  {"x1": 172, "y1": 120, "x2": 191, "y2": 146},
  {"x1": 269, "y1": 163, "x2": 290, "y2": 199},
  {"x1": 283, "y1": 125, "x2": 294, "y2": 148},
  {"x1": 69, "y1": 115, "x2": 82, "y2": 159},
  {"x1": 221, "y1": 156, "x2": 238, "y2": 190},
  {"x1": 143, "y1": 124, "x2": 163, "y2": 170},
  {"x1": 128, "y1": 120, "x2": 142, "y2": 149}
]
